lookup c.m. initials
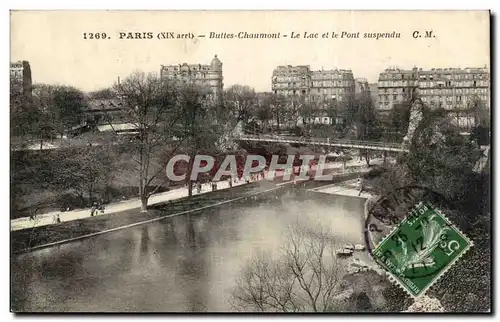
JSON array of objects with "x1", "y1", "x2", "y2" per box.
[{"x1": 412, "y1": 30, "x2": 434, "y2": 38}]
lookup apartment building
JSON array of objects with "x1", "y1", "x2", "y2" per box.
[
  {"x1": 271, "y1": 65, "x2": 355, "y2": 103},
  {"x1": 355, "y1": 78, "x2": 370, "y2": 94},
  {"x1": 271, "y1": 65, "x2": 311, "y2": 96},
  {"x1": 160, "y1": 55, "x2": 224, "y2": 100},
  {"x1": 377, "y1": 66, "x2": 489, "y2": 110},
  {"x1": 10, "y1": 60, "x2": 32, "y2": 100},
  {"x1": 309, "y1": 69, "x2": 355, "y2": 103},
  {"x1": 377, "y1": 66, "x2": 490, "y2": 128},
  {"x1": 377, "y1": 67, "x2": 418, "y2": 111},
  {"x1": 417, "y1": 67, "x2": 489, "y2": 109}
]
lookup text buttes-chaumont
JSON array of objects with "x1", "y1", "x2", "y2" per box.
[{"x1": 209, "y1": 32, "x2": 282, "y2": 39}]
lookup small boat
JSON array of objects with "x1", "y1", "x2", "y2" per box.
[
  {"x1": 336, "y1": 248, "x2": 354, "y2": 256},
  {"x1": 341, "y1": 244, "x2": 355, "y2": 250},
  {"x1": 354, "y1": 244, "x2": 366, "y2": 251}
]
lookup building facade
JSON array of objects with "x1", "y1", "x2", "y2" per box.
[
  {"x1": 417, "y1": 67, "x2": 489, "y2": 110},
  {"x1": 271, "y1": 65, "x2": 355, "y2": 103},
  {"x1": 271, "y1": 65, "x2": 311, "y2": 96},
  {"x1": 310, "y1": 69, "x2": 355, "y2": 102},
  {"x1": 377, "y1": 67, "x2": 419, "y2": 112},
  {"x1": 355, "y1": 78, "x2": 370, "y2": 94},
  {"x1": 377, "y1": 66, "x2": 490, "y2": 110},
  {"x1": 160, "y1": 55, "x2": 224, "y2": 100},
  {"x1": 10, "y1": 60, "x2": 32, "y2": 99},
  {"x1": 376, "y1": 66, "x2": 490, "y2": 128}
]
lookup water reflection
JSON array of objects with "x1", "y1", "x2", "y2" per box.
[{"x1": 11, "y1": 191, "x2": 367, "y2": 312}]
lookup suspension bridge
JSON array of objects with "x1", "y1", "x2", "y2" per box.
[{"x1": 233, "y1": 134, "x2": 409, "y2": 153}]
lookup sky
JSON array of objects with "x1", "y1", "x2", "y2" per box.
[{"x1": 10, "y1": 10, "x2": 490, "y2": 93}]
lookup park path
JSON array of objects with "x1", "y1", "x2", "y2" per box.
[
  {"x1": 11, "y1": 159, "x2": 382, "y2": 231},
  {"x1": 11, "y1": 179, "x2": 247, "y2": 232},
  {"x1": 308, "y1": 179, "x2": 373, "y2": 198}
]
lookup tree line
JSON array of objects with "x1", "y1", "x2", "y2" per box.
[{"x1": 11, "y1": 72, "x2": 381, "y2": 215}]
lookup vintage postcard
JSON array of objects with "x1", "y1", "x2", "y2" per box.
[{"x1": 10, "y1": 10, "x2": 491, "y2": 313}]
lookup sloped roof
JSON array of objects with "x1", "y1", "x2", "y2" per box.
[
  {"x1": 97, "y1": 123, "x2": 137, "y2": 132},
  {"x1": 87, "y1": 98, "x2": 128, "y2": 111}
]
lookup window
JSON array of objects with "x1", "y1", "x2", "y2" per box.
[{"x1": 393, "y1": 95, "x2": 397, "y2": 100}]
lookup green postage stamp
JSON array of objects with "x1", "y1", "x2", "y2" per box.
[{"x1": 372, "y1": 202, "x2": 473, "y2": 298}]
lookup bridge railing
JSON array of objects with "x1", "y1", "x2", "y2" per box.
[{"x1": 235, "y1": 134, "x2": 405, "y2": 150}]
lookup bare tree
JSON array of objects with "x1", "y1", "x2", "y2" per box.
[
  {"x1": 177, "y1": 82, "x2": 222, "y2": 197},
  {"x1": 11, "y1": 83, "x2": 58, "y2": 150},
  {"x1": 254, "y1": 93, "x2": 274, "y2": 132},
  {"x1": 468, "y1": 95, "x2": 489, "y2": 128},
  {"x1": 299, "y1": 98, "x2": 322, "y2": 135},
  {"x1": 114, "y1": 72, "x2": 185, "y2": 212},
  {"x1": 230, "y1": 221, "x2": 346, "y2": 312},
  {"x1": 88, "y1": 87, "x2": 117, "y2": 100},
  {"x1": 32, "y1": 84, "x2": 86, "y2": 139},
  {"x1": 224, "y1": 84, "x2": 258, "y2": 124},
  {"x1": 287, "y1": 95, "x2": 306, "y2": 127},
  {"x1": 268, "y1": 94, "x2": 288, "y2": 132},
  {"x1": 50, "y1": 142, "x2": 116, "y2": 207}
]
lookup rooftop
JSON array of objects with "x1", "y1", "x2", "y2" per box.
[{"x1": 86, "y1": 98, "x2": 128, "y2": 111}]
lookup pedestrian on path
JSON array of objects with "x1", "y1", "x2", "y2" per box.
[
  {"x1": 90, "y1": 204, "x2": 97, "y2": 217},
  {"x1": 53, "y1": 214, "x2": 61, "y2": 224},
  {"x1": 358, "y1": 177, "x2": 365, "y2": 196}
]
